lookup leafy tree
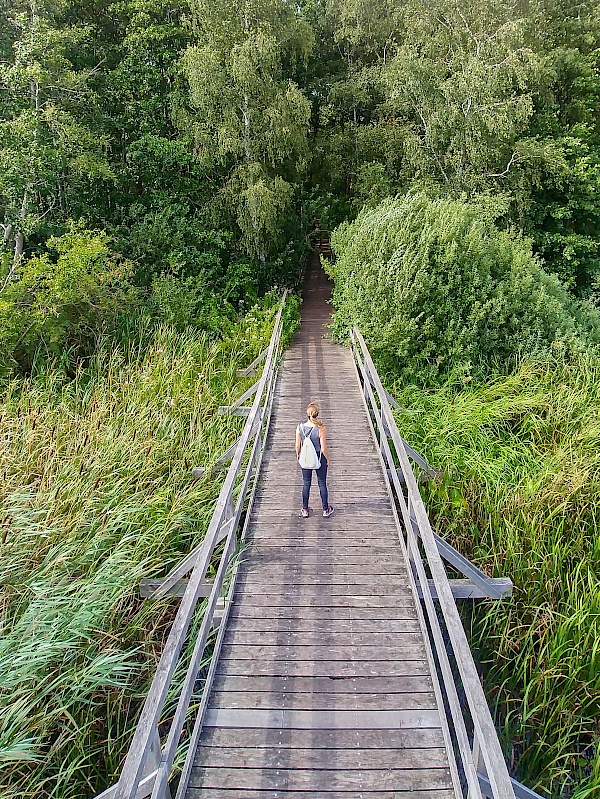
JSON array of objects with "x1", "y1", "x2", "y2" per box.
[
  {"x1": 182, "y1": 0, "x2": 313, "y2": 258},
  {"x1": 0, "y1": 0, "x2": 111, "y2": 260}
]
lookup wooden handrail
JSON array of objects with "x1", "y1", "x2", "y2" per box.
[
  {"x1": 96, "y1": 293, "x2": 288, "y2": 799},
  {"x1": 350, "y1": 327, "x2": 516, "y2": 799}
]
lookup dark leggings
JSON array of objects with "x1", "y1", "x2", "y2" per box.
[{"x1": 301, "y1": 456, "x2": 329, "y2": 510}]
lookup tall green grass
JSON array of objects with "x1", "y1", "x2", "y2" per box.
[
  {"x1": 0, "y1": 301, "x2": 285, "y2": 798},
  {"x1": 391, "y1": 354, "x2": 600, "y2": 798}
]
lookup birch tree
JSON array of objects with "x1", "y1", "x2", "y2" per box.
[
  {"x1": 0, "y1": 0, "x2": 110, "y2": 265},
  {"x1": 183, "y1": 0, "x2": 312, "y2": 257}
]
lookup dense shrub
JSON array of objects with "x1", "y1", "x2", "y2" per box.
[
  {"x1": 0, "y1": 225, "x2": 136, "y2": 376},
  {"x1": 328, "y1": 194, "x2": 600, "y2": 382}
]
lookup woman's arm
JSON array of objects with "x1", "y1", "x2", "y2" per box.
[
  {"x1": 319, "y1": 426, "x2": 331, "y2": 464},
  {"x1": 295, "y1": 428, "x2": 301, "y2": 458}
]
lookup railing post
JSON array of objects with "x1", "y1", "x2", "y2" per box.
[
  {"x1": 143, "y1": 729, "x2": 171, "y2": 799},
  {"x1": 468, "y1": 736, "x2": 484, "y2": 799}
]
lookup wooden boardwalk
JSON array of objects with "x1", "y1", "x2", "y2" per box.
[{"x1": 185, "y1": 258, "x2": 455, "y2": 798}]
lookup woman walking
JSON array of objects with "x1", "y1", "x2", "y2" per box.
[{"x1": 295, "y1": 402, "x2": 334, "y2": 518}]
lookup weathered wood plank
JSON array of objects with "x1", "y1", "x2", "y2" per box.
[
  {"x1": 215, "y1": 658, "x2": 432, "y2": 678},
  {"x1": 237, "y1": 558, "x2": 407, "y2": 573},
  {"x1": 225, "y1": 604, "x2": 419, "y2": 621},
  {"x1": 186, "y1": 790, "x2": 456, "y2": 799},
  {"x1": 246, "y1": 542, "x2": 400, "y2": 552},
  {"x1": 194, "y1": 745, "x2": 449, "y2": 769},
  {"x1": 234, "y1": 574, "x2": 411, "y2": 589},
  {"x1": 188, "y1": 765, "x2": 452, "y2": 790},
  {"x1": 229, "y1": 595, "x2": 417, "y2": 608},
  {"x1": 221, "y1": 617, "x2": 421, "y2": 634},
  {"x1": 233, "y1": 584, "x2": 413, "y2": 597},
  {"x1": 210, "y1": 674, "x2": 433, "y2": 695},
  {"x1": 219, "y1": 644, "x2": 427, "y2": 661},
  {"x1": 203, "y1": 707, "x2": 442, "y2": 730},
  {"x1": 195, "y1": 725, "x2": 446, "y2": 750},
  {"x1": 208, "y1": 689, "x2": 438, "y2": 711},
  {"x1": 223, "y1": 630, "x2": 424, "y2": 647}
]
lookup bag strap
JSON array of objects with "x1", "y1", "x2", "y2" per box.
[{"x1": 299, "y1": 423, "x2": 318, "y2": 444}]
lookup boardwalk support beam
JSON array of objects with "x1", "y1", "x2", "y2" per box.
[
  {"x1": 236, "y1": 348, "x2": 267, "y2": 378},
  {"x1": 218, "y1": 380, "x2": 260, "y2": 416},
  {"x1": 479, "y1": 773, "x2": 545, "y2": 799},
  {"x1": 421, "y1": 578, "x2": 513, "y2": 600},
  {"x1": 409, "y1": 516, "x2": 514, "y2": 601},
  {"x1": 192, "y1": 420, "x2": 261, "y2": 480}
]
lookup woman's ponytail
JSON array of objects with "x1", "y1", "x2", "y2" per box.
[{"x1": 306, "y1": 402, "x2": 324, "y2": 428}]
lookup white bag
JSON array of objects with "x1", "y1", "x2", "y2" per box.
[{"x1": 298, "y1": 426, "x2": 321, "y2": 469}]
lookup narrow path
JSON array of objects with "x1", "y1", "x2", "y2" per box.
[{"x1": 185, "y1": 257, "x2": 454, "y2": 797}]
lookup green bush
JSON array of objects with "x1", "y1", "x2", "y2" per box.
[
  {"x1": 328, "y1": 194, "x2": 600, "y2": 382},
  {"x1": 0, "y1": 224, "x2": 135, "y2": 375}
]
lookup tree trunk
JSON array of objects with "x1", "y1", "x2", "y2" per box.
[
  {"x1": 14, "y1": 231, "x2": 24, "y2": 260},
  {"x1": 2, "y1": 223, "x2": 13, "y2": 245}
]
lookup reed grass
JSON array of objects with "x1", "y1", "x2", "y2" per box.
[
  {"x1": 0, "y1": 300, "x2": 284, "y2": 798},
  {"x1": 391, "y1": 353, "x2": 600, "y2": 798}
]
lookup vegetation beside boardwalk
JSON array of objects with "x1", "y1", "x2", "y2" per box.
[
  {"x1": 0, "y1": 297, "x2": 295, "y2": 798},
  {"x1": 391, "y1": 356, "x2": 600, "y2": 797}
]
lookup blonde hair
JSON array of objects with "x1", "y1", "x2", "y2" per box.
[{"x1": 306, "y1": 402, "x2": 323, "y2": 427}]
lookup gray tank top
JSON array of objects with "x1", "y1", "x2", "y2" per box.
[{"x1": 298, "y1": 422, "x2": 321, "y2": 455}]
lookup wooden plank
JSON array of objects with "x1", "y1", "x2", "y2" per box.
[
  {"x1": 195, "y1": 725, "x2": 446, "y2": 750},
  {"x1": 194, "y1": 745, "x2": 449, "y2": 769},
  {"x1": 223, "y1": 630, "x2": 424, "y2": 647},
  {"x1": 208, "y1": 690, "x2": 438, "y2": 711},
  {"x1": 186, "y1": 790, "x2": 457, "y2": 799},
  {"x1": 226, "y1": 604, "x2": 419, "y2": 621},
  {"x1": 245, "y1": 539, "x2": 399, "y2": 550},
  {"x1": 246, "y1": 542, "x2": 400, "y2": 553},
  {"x1": 249, "y1": 515, "x2": 398, "y2": 526},
  {"x1": 233, "y1": 584, "x2": 413, "y2": 597},
  {"x1": 188, "y1": 765, "x2": 452, "y2": 790},
  {"x1": 221, "y1": 617, "x2": 421, "y2": 633},
  {"x1": 210, "y1": 674, "x2": 433, "y2": 695},
  {"x1": 215, "y1": 659, "x2": 432, "y2": 678},
  {"x1": 234, "y1": 574, "x2": 411, "y2": 589},
  {"x1": 237, "y1": 560, "x2": 407, "y2": 574},
  {"x1": 230, "y1": 595, "x2": 416, "y2": 608},
  {"x1": 219, "y1": 644, "x2": 427, "y2": 661},
  {"x1": 203, "y1": 707, "x2": 442, "y2": 730}
]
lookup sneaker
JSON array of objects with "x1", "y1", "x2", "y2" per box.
[
  {"x1": 300, "y1": 508, "x2": 309, "y2": 518},
  {"x1": 322, "y1": 506, "x2": 334, "y2": 518}
]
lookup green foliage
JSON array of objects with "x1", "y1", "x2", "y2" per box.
[
  {"x1": 328, "y1": 194, "x2": 600, "y2": 381},
  {"x1": 182, "y1": 0, "x2": 312, "y2": 258},
  {"x1": 391, "y1": 353, "x2": 600, "y2": 797},
  {"x1": 0, "y1": 224, "x2": 135, "y2": 375},
  {"x1": 303, "y1": 0, "x2": 600, "y2": 300},
  {"x1": 0, "y1": 299, "x2": 286, "y2": 797}
]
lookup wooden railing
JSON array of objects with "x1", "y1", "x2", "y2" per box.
[
  {"x1": 350, "y1": 328, "x2": 516, "y2": 799},
  {"x1": 96, "y1": 293, "x2": 288, "y2": 799}
]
